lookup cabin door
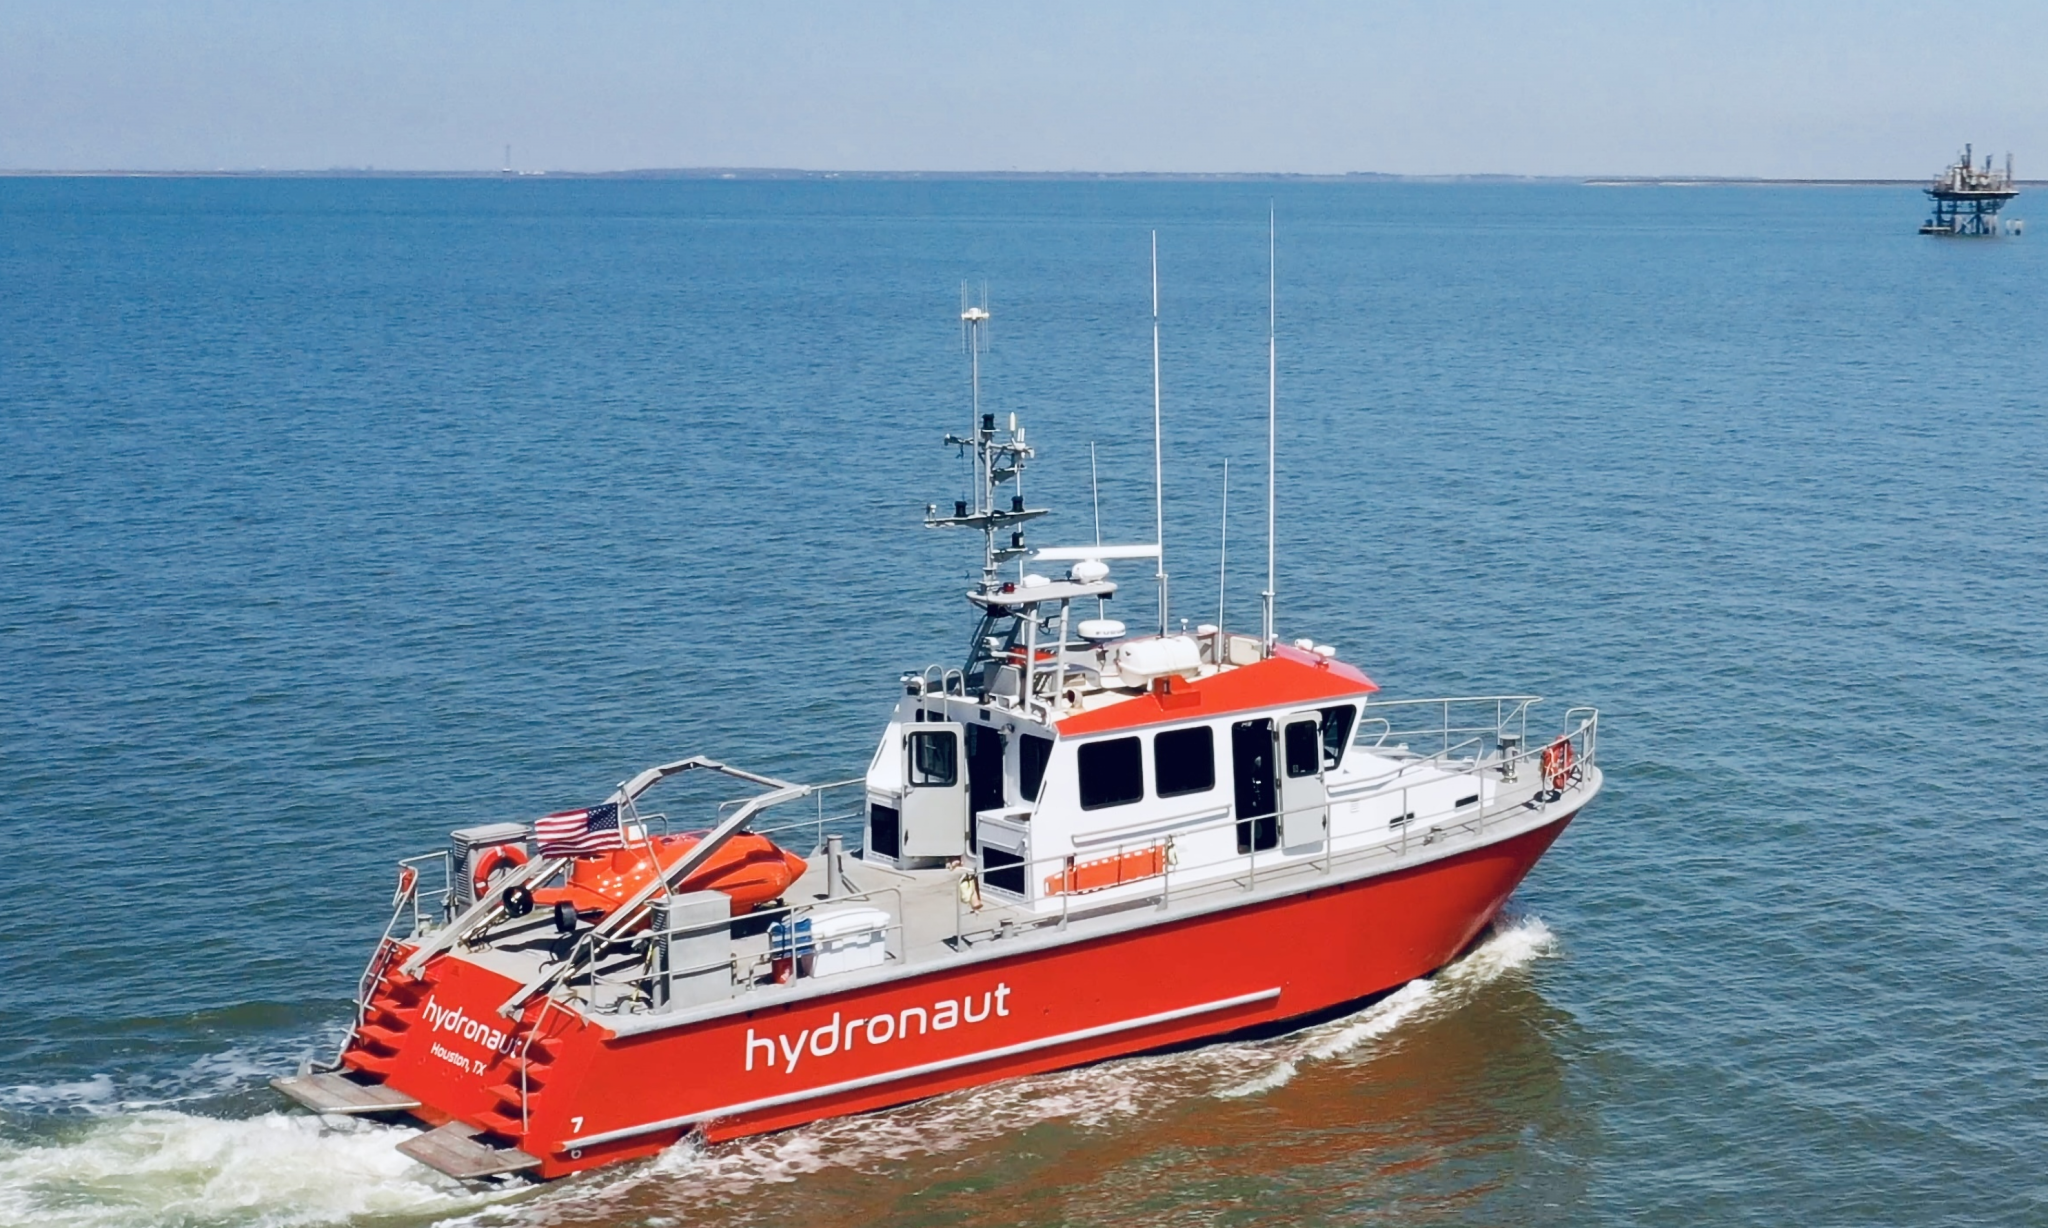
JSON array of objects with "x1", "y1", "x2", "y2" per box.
[
  {"x1": 900, "y1": 722, "x2": 969, "y2": 859},
  {"x1": 1231, "y1": 718, "x2": 1279, "y2": 854},
  {"x1": 1278, "y1": 711, "x2": 1328, "y2": 849}
]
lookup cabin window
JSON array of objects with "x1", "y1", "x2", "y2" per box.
[
  {"x1": 1318, "y1": 704, "x2": 1358, "y2": 768},
  {"x1": 965, "y1": 723, "x2": 1006, "y2": 817},
  {"x1": 1153, "y1": 726, "x2": 1215, "y2": 798},
  {"x1": 1077, "y1": 737, "x2": 1144, "y2": 810},
  {"x1": 909, "y1": 730, "x2": 958, "y2": 787},
  {"x1": 1019, "y1": 733, "x2": 1054, "y2": 803},
  {"x1": 1284, "y1": 720, "x2": 1322, "y2": 778},
  {"x1": 869, "y1": 803, "x2": 900, "y2": 858}
]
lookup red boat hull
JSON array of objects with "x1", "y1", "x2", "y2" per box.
[{"x1": 348, "y1": 810, "x2": 1573, "y2": 1178}]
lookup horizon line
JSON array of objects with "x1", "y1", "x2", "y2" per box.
[{"x1": 0, "y1": 167, "x2": 2026, "y2": 187}]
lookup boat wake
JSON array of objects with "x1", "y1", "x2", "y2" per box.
[
  {"x1": 0, "y1": 1037, "x2": 506, "y2": 1228},
  {"x1": 0, "y1": 1110, "x2": 502, "y2": 1228},
  {"x1": 1219, "y1": 914, "x2": 1557, "y2": 1095},
  {"x1": 0, "y1": 919, "x2": 1553, "y2": 1227}
]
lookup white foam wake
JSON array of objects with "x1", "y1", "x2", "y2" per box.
[
  {"x1": 0, "y1": 1028, "x2": 349, "y2": 1118},
  {"x1": 0, "y1": 1075, "x2": 118, "y2": 1112},
  {"x1": 1209, "y1": 916, "x2": 1556, "y2": 1098},
  {"x1": 0, "y1": 1111, "x2": 502, "y2": 1228}
]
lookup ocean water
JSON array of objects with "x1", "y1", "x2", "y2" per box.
[{"x1": 2, "y1": 177, "x2": 2045, "y2": 1226}]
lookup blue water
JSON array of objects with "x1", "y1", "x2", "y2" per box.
[{"x1": 3, "y1": 178, "x2": 2045, "y2": 1226}]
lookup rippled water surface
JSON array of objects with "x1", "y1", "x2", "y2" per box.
[{"x1": 3, "y1": 178, "x2": 2045, "y2": 1226}]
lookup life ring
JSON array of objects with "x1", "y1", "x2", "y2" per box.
[
  {"x1": 473, "y1": 843, "x2": 530, "y2": 900},
  {"x1": 391, "y1": 863, "x2": 419, "y2": 909},
  {"x1": 1540, "y1": 739, "x2": 1576, "y2": 792}
]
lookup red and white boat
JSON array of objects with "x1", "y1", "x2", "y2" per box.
[{"x1": 275, "y1": 282, "x2": 1601, "y2": 1182}]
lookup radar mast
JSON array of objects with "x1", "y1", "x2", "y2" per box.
[{"x1": 924, "y1": 286, "x2": 1049, "y2": 592}]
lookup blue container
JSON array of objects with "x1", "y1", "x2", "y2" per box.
[{"x1": 767, "y1": 916, "x2": 813, "y2": 960}]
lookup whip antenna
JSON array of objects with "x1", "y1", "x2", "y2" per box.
[
  {"x1": 1262, "y1": 207, "x2": 1276, "y2": 653},
  {"x1": 1152, "y1": 231, "x2": 1168, "y2": 635},
  {"x1": 1092, "y1": 441, "x2": 1106, "y2": 617},
  {"x1": 1091, "y1": 442, "x2": 1103, "y2": 547},
  {"x1": 1217, "y1": 458, "x2": 1229, "y2": 654}
]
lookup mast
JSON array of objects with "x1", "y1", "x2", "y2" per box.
[
  {"x1": 1152, "y1": 231, "x2": 1168, "y2": 634},
  {"x1": 928, "y1": 286, "x2": 1046, "y2": 594},
  {"x1": 1262, "y1": 206, "x2": 1277, "y2": 653}
]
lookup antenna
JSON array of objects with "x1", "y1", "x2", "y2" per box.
[
  {"x1": 961, "y1": 282, "x2": 991, "y2": 515},
  {"x1": 1091, "y1": 442, "x2": 1106, "y2": 617},
  {"x1": 928, "y1": 287, "x2": 1042, "y2": 596},
  {"x1": 1090, "y1": 442, "x2": 1103, "y2": 546},
  {"x1": 1217, "y1": 458, "x2": 1229, "y2": 653},
  {"x1": 1262, "y1": 205, "x2": 1277, "y2": 653},
  {"x1": 1152, "y1": 231, "x2": 1168, "y2": 635}
]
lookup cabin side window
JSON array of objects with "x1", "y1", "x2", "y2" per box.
[
  {"x1": 1318, "y1": 704, "x2": 1358, "y2": 768},
  {"x1": 1019, "y1": 733, "x2": 1054, "y2": 802},
  {"x1": 1153, "y1": 726, "x2": 1215, "y2": 798},
  {"x1": 909, "y1": 730, "x2": 958, "y2": 787},
  {"x1": 1077, "y1": 737, "x2": 1144, "y2": 810},
  {"x1": 1284, "y1": 720, "x2": 1322, "y2": 778}
]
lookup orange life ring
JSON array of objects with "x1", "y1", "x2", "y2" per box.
[
  {"x1": 473, "y1": 843, "x2": 530, "y2": 899},
  {"x1": 392, "y1": 863, "x2": 419, "y2": 908},
  {"x1": 1540, "y1": 739, "x2": 1576, "y2": 792}
]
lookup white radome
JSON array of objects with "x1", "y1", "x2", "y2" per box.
[{"x1": 1076, "y1": 618, "x2": 1126, "y2": 643}]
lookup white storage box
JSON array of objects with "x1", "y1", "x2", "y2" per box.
[{"x1": 777, "y1": 906, "x2": 892, "y2": 978}]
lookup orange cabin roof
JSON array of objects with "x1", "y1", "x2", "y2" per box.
[{"x1": 1055, "y1": 647, "x2": 1378, "y2": 737}]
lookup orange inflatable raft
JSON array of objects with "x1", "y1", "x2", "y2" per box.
[{"x1": 533, "y1": 831, "x2": 807, "y2": 921}]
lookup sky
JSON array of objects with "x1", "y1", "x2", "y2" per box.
[{"x1": 2, "y1": 1, "x2": 2044, "y2": 178}]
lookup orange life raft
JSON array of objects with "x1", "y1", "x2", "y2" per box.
[{"x1": 533, "y1": 831, "x2": 807, "y2": 920}]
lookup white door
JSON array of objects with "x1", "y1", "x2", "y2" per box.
[
  {"x1": 1278, "y1": 711, "x2": 1327, "y2": 849},
  {"x1": 900, "y1": 722, "x2": 969, "y2": 859}
]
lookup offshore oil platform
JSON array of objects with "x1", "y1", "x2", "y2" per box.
[{"x1": 1920, "y1": 144, "x2": 2020, "y2": 236}]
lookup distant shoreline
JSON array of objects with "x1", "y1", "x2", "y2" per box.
[{"x1": 2, "y1": 167, "x2": 2038, "y2": 187}]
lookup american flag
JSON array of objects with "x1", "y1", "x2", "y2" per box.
[{"x1": 535, "y1": 802, "x2": 624, "y2": 857}]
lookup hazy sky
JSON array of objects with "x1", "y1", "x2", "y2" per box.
[{"x1": 3, "y1": 1, "x2": 2043, "y2": 177}]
